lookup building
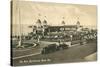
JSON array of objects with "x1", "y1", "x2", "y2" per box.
[
  {"x1": 31, "y1": 18, "x2": 82, "y2": 36},
  {"x1": 44, "y1": 25, "x2": 77, "y2": 35}
]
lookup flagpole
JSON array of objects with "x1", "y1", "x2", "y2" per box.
[{"x1": 18, "y1": 2, "x2": 22, "y2": 47}]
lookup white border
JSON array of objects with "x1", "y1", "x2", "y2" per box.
[{"x1": 0, "y1": 0, "x2": 100, "y2": 67}]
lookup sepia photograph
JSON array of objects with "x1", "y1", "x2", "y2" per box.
[{"x1": 11, "y1": 0, "x2": 97, "y2": 66}]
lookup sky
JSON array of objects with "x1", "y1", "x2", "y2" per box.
[{"x1": 12, "y1": 1, "x2": 97, "y2": 35}]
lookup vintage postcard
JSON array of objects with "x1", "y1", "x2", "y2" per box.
[{"x1": 11, "y1": 0, "x2": 97, "y2": 66}]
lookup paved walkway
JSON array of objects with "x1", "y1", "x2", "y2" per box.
[
  {"x1": 84, "y1": 52, "x2": 97, "y2": 61},
  {"x1": 12, "y1": 42, "x2": 97, "y2": 66}
]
